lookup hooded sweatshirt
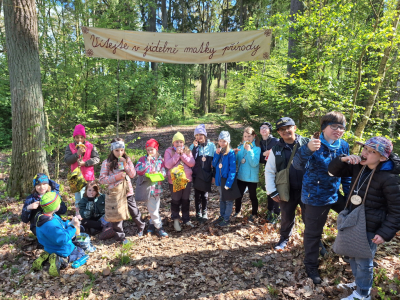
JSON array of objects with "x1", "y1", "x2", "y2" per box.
[{"x1": 35, "y1": 213, "x2": 76, "y2": 257}]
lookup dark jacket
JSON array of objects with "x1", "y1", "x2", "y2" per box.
[
  {"x1": 293, "y1": 134, "x2": 351, "y2": 206},
  {"x1": 328, "y1": 154, "x2": 400, "y2": 241},
  {"x1": 64, "y1": 142, "x2": 100, "y2": 167},
  {"x1": 259, "y1": 135, "x2": 279, "y2": 164},
  {"x1": 21, "y1": 179, "x2": 67, "y2": 235},
  {"x1": 265, "y1": 134, "x2": 309, "y2": 197},
  {"x1": 79, "y1": 194, "x2": 106, "y2": 219},
  {"x1": 190, "y1": 140, "x2": 216, "y2": 178},
  {"x1": 35, "y1": 213, "x2": 76, "y2": 257}
]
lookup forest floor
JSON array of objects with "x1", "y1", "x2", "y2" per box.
[{"x1": 0, "y1": 124, "x2": 399, "y2": 300}]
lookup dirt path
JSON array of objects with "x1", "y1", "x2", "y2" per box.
[{"x1": 0, "y1": 125, "x2": 399, "y2": 299}]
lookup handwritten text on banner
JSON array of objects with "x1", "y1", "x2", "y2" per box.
[{"x1": 81, "y1": 27, "x2": 272, "y2": 64}]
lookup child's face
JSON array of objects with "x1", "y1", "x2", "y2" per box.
[
  {"x1": 113, "y1": 148, "x2": 125, "y2": 158},
  {"x1": 260, "y1": 126, "x2": 270, "y2": 138},
  {"x1": 86, "y1": 186, "x2": 97, "y2": 198},
  {"x1": 360, "y1": 146, "x2": 387, "y2": 167},
  {"x1": 147, "y1": 147, "x2": 157, "y2": 157},
  {"x1": 322, "y1": 124, "x2": 345, "y2": 142},
  {"x1": 35, "y1": 183, "x2": 49, "y2": 195},
  {"x1": 173, "y1": 140, "x2": 184, "y2": 148},
  {"x1": 74, "y1": 135, "x2": 85, "y2": 144},
  {"x1": 243, "y1": 132, "x2": 255, "y2": 143},
  {"x1": 195, "y1": 134, "x2": 206, "y2": 144},
  {"x1": 218, "y1": 139, "x2": 228, "y2": 148},
  {"x1": 277, "y1": 125, "x2": 297, "y2": 142}
]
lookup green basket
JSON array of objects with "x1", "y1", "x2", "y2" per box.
[{"x1": 145, "y1": 172, "x2": 165, "y2": 182}]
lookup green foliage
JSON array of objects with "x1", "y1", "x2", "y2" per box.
[{"x1": 251, "y1": 260, "x2": 264, "y2": 268}]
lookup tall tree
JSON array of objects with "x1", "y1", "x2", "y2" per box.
[{"x1": 3, "y1": 0, "x2": 48, "y2": 196}]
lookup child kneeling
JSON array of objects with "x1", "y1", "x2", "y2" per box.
[
  {"x1": 33, "y1": 192, "x2": 85, "y2": 276},
  {"x1": 329, "y1": 137, "x2": 400, "y2": 300}
]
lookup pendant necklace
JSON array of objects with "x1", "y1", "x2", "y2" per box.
[{"x1": 351, "y1": 168, "x2": 373, "y2": 205}]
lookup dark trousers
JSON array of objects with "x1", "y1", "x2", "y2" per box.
[
  {"x1": 303, "y1": 203, "x2": 331, "y2": 269},
  {"x1": 194, "y1": 189, "x2": 208, "y2": 215},
  {"x1": 267, "y1": 195, "x2": 281, "y2": 215},
  {"x1": 81, "y1": 217, "x2": 102, "y2": 232},
  {"x1": 112, "y1": 195, "x2": 145, "y2": 241},
  {"x1": 235, "y1": 180, "x2": 259, "y2": 216},
  {"x1": 279, "y1": 188, "x2": 303, "y2": 239},
  {"x1": 169, "y1": 182, "x2": 192, "y2": 224}
]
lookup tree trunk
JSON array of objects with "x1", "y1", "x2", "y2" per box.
[
  {"x1": 149, "y1": 0, "x2": 157, "y2": 71},
  {"x1": 389, "y1": 74, "x2": 400, "y2": 138},
  {"x1": 352, "y1": 0, "x2": 400, "y2": 153},
  {"x1": 287, "y1": 0, "x2": 304, "y2": 75},
  {"x1": 223, "y1": 62, "x2": 227, "y2": 114},
  {"x1": 4, "y1": 0, "x2": 48, "y2": 196},
  {"x1": 200, "y1": 64, "x2": 208, "y2": 115},
  {"x1": 162, "y1": 0, "x2": 167, "y2": 30}
]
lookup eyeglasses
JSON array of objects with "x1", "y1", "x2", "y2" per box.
[
  {"x1": 260, "y1": 126, "x2": 269, "y2": 130},
  {"x1": 277, "y1": 126, "x2": 294, "y2": 132},
  {"x1": 329, "y1": 124, "x2": 346, "y2": 131}
]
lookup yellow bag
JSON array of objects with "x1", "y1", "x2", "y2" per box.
[
  {"x1": 170, "y1": 164, "x2": 189, "y2": 192},
  {"x1": 67, "y1": 167, "x2": 87, "y2": 193}
]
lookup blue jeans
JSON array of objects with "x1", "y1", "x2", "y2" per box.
[
  {"x1": 219, "y1": 186, "x2": 233, "y2": 221},
  {"x1": 349, "y1": 231, "x2": 378, "y2": 297}
]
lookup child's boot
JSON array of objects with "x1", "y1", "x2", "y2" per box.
[
  {"x1": 195, "y1": 211, "x2": 202, "y2": 222},
  {"x1": 48, "y1": 253, "x2": 62, "y2": 277},
  {"x1": 201, "y1": 210, "x2": 208, "y2": 223},
  {"x1": 147, "y1": 223, "x2": 155, "y2": 235},
  {"x1": 156, "y1": 227, "x2": 169, "y2": 238},
  {"x1": 31, "y1": 251, "x2": 50, "y2": 271}
]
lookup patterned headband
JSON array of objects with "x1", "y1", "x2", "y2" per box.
[{"x1": 110, "y1": 141, "x2": 125, "y2": 151}]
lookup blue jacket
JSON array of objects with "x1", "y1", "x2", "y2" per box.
[
  {"x1": 35, "y1": 213, "x2": 76, "y2": 257},
  {"x1": 236, "y1": 141, "x2": 261, "y2": 183},
  {"x1": 293, "y1": 134, "x2": 351, "y2": 206},
  {"x1": 212, "y1": 149, "x2": 236, "y2": 188},
  {"x1": 21, "y1": 179, "x2": 67, "y2": 235}
]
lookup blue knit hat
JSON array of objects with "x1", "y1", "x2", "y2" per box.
[
  {"x1": 33, "y1": 173, "x2": 49, "y2": 187},
  {"x1": 218, "y1": 131, "x2": 231, "y2": 144}
]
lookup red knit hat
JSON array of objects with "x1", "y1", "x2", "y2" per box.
[
  {"x1": 73, "y1": 124, "x2": 86, "y2": 138},
  {"x1": 145, "y1": 138, "x2": 159, "y2": 150}
]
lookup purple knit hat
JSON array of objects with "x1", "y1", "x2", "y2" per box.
[
  {"x1": 194, "y1": 124, "x2": 207, "y2": 137},
  {"x1": 357, "y1": 137, "x2": 393, "y2": 158}
]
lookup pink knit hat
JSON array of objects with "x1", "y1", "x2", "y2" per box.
[{"x1": 73, "y1": 124, "x2": 86, "y2": 138}]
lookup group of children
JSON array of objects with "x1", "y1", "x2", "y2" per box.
[{"x1": 20, "y1": 118, "x2": 400, "y2": 300}]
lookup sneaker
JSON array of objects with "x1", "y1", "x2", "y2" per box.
[
  {"x1": 274, "y1": 237, "x2": 289, "y2": 250},
  {"x1": 212, "y1": 216, "x2": 224, "y2": 224},
  {"x1": 156, "y1": 227, "x2": 169, "y2": 238},
  {"x1": 137, "y1": 229, "x2": 144, "y2": 237},
  {"x1": 48, "y1": 253, "x2": 62, "y2": 277},
  {"x1": 122, "y1": 238, "x2": 130, "y2": 245},
  {"x1": 337, "y1": 281, "x2": 356, "y2": 289},
  {"x1": 232, "y1": 212, "x2": 240, "y2": 218},
  {"x1": 183, "y1": 221, "x2": 195, "y2": 228},
  {"x1": 319, "y1": 240, "x2": 328, "y2": 257},
  {"x1": 341, "y1": 290, "x2": 371, "y2": 300},
  {"x1": 32, "y1": 251, "x2": 50, "y2": 271},
  {"x1": 174, "y1": 219, "x2": 182, "y2": 232},
  {"x1": 202, "y1": 211, "x2": 208, "y2": 220},
  {"x1": 306, "y1": 268, "x2": 322, "y2": 284},
  {"x1": 196, "y1": 214, "x2": 203, "y2": 222},
  {"x1": 218, "y1": 220, "x2": 230, "y2": 227},
  {"x1": 147, "y1": 224, "x2": 155, "y2": 234},
  {"x1": 248, "y1": 215, "x2": 256, "y2": 223}
]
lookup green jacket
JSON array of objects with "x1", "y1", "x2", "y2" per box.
[{"x1": 79, "y1": 194, "x2": 106, "y2": 219}]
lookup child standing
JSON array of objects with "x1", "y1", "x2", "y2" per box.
[
  {"x1": 190, "y1": 124, "x2": 216, "y2": 222},
  {"x1": 328, "y1": 137, "x2": 400, "y2": 300},
  {"x1": 79, "y1": 181, "x2": 106, "y2": 234},
  {"x1": 234, "y1": 127, "x2": 261, "y2": 222},
  {"x1": 164, "y1": 132, "x2": 195, "y2": 231},
  {"x1": 21, "y1": 173, "x2": 67, "y2": 237},
  {"x1": 33, "y1": 192, "x2": 85, "y2": 277},
  {"x1": 99, "y1": 138, "x2": 145, "y2": 243},
  {"x1": 64, "y1": 124, "x2": 100, "y2": 219},
  {"x1": 259, "y1": 122, "x2": 280, "y2": 222},
  {"x1": 292, "y1": 112, "x2": 351, "y2": 284},
  {"x1": 212, "y1": 131, "x2": 236, "y2": 226},
  {"x1": 135, "y1": 138, "x2": 168, "y2": 238}
]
